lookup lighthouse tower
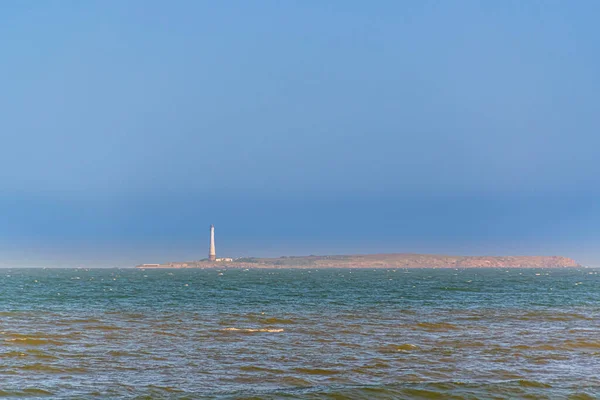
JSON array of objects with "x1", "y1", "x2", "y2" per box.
[{"x1": 208, "y1": 224, "x2": 216, "y2": 261}]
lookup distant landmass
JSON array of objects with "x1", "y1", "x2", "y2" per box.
[{"x1": 136, "y1": 253, "x2": 579, "y2": 269}]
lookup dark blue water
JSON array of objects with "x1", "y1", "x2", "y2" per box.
[{"x1": 0, "y1": 267, "x2": 599, "y2": 399}]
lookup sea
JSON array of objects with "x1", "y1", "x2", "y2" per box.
[{"x1": 0, "y1": 267, "x2": 598, "y2": 399}]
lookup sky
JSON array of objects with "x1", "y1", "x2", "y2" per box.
[{"x1": 1, "y1": 1, "x2": 599, "y2": 267}]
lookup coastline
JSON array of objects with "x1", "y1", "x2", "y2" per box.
[{"x1": 136, "y1": 253, "x2": 579, "y2": 269}]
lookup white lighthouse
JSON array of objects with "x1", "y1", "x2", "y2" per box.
[{"x1": 208, "y1": 224, "x2": 216, "y2": 261}]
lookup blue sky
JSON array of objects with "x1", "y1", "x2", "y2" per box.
[{"x1": 1, "y1": 1, "x2": 599, "y2": 267}]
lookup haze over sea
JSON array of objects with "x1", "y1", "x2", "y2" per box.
[{"x1": 2, "y1": 267, "x2": 598, "y2": 399}]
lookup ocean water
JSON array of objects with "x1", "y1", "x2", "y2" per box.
[{"x1": 0, "y1": 268, "x2": 599, "y2": 399}]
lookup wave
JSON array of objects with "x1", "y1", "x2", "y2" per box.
[
  {"x1": 221, "y1": 328, "x2": 284, "y2": 333},
  {"x1": 4, "y1": 338, "x2": 64, "y2": 346},
  {"x1": 0, "y1": 388, "x2": 54, "y2": 396},
  {"x1": 294, "y1": 367, "x2": 340, "y2": 375},
  {"x1": 378, "y1": 343, "x2": 420, "y2": 353}
]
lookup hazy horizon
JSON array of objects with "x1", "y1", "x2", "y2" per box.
[{"x1": 2, "y1": 1, "x2": 599, "y2": 267}]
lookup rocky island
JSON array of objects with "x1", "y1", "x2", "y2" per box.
[{"x1": 136, "y1": 253, "x2": 579, "y2": 269}]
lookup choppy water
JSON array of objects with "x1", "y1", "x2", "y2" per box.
[{"x1": 0, "y1": 268, "x2": 599, "y2": 399}]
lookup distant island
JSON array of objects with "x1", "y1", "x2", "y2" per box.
[{"x1": 136, "y1": 253, "x2": 579, "y2": 269}]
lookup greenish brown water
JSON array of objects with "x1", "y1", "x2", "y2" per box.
[{"x1": 0, "y1": 268, "x2": 599, "y2": 399}]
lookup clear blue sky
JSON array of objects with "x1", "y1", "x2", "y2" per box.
[{"x1": 1, "y1": 1, "x2": 599, "y2": 267}]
